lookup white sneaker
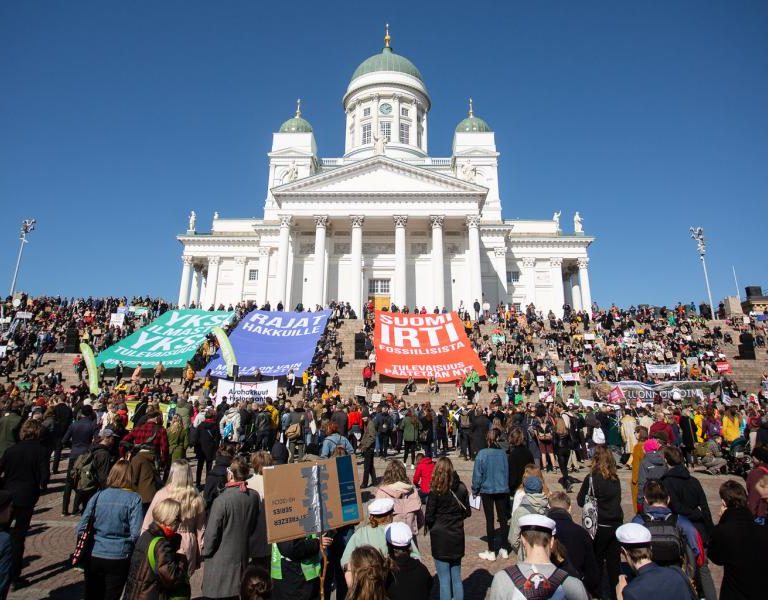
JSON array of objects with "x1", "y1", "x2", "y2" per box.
[
  {"x1": 410, "y1": 464, "x2": 415, "y2": 469},
  {"x1": 478, "y1": 551, "x2": 496, "y2": 561},
  {"x1": 498, "y1": 548, "x2": 509, "y2": 559}
]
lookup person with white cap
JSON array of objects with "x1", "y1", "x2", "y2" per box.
[
  {"x1": 340, "y1": 498, "x2": 419, "y2": 568},
  {"x1": 614, "y1": 522, "x2": 696, "y2": 600},
  {"x1": 384, "y1": 521, "x2": 432, "y2": 599},
  {"x1": 489, "y1": 514, "x2": 589, "y2": 599}
]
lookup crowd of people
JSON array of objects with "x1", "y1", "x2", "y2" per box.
[{"x1": 0, "y1": 294, "x2": 767, "y2": 599}]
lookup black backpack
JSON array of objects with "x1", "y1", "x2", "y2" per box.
[
  {"x1": 640, "y1": 513, "x2": 685, "y2": 566},
  {"x1": 504, "y1": 565, "x2": 569, "y2": 599}
]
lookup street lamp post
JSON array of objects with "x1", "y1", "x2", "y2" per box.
[
  {"x1": 9, "y1": 219, "x2": 36, "y2": 297},
  {"x1": 689, "y1": 226, "x2": 715, "y2": 320}
]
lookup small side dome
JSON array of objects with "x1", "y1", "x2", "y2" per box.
[
  {"x1": 455, "y1": 98, "x2": 492, "y2": 132},
  {"x1": 279, "y1": 99, "x2": 313, "y2": 133}
]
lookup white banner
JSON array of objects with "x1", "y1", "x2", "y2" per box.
[
  {"x1": 561, "y1": 372, "x2": 580, "y2": 382},
  {"x1": 109, "y1": 313, "x2": 126, "y2": 328},
  {"x1": 215, "y1": 379, "x2": 278, "y2": 406},
  {"x1": 645, "y1": 363, "x2": 681, "y2": 376}
]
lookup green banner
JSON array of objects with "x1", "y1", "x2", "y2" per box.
[
  {"x1": 212, "y1": 326, "x2": 238, "y2": 378},
  {"x1": 80, "y1": 343, "x2": 100, "y2": 395},
  {"x1": 96, "y1": 309, "x2": 235, "y2": 369}
]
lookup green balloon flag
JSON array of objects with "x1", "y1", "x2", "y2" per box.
[
  {"x1": 212, "y1": 326, "x2": 238, "y2": 378},
  {"x1": 80, "y1": 343, "x2": 100, "y2": 395}
]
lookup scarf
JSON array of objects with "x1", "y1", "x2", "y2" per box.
[{"x1": 225, "y1": 480, "x2": 248, "y2": 493}]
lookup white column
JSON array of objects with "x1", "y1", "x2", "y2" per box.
[
  {"x1": 466, "y1": 215, "x2": 482, "y2": 308},
  {"x1": 578, "y1": 257, "x2": 592, "y2": 314},
  {"x1": 257, "y1": 247, "x2": 271, "y2": 307},
  {"x1": 203, "y1": 256, "x2": 220, "y2": 309},
  {"x1": 373, "y1": 94, "x2": 380, "y2": 140},
  {"x1": 177, "y1": 256, "x2": 193, "y2": 307},
  {"x1": 232, "y1": 256, "x2": 246, "y2": 304},
  {"x1": 393, "y1": 94, "x2": 401, "y2": 143},
  {"x1": 350, "y1": 216, "x2": 364, "y2": 317},
  {"x1": 393, "y1": 215, "x2": 408, "y2": 307},
  {"x1": 274, "y1": 215, "x2": 292, "y2": 306},
  {"x1": 494, "y1": 247, "x2": 508, "y2": 303},
  {"x1": 200, "y1": 271, "x2": 207, "y2": 304},
  {"x1": 311, "y1": 215, "x2": 328, "y2": 308},
  {"x1": 550, "y1": 257, "x2": 564, "y2": 318},
  {"x1": 430, "y1": 215, "x2": 445, "y2": 310},
  {"x1": 563, "y1": 271, "x2": 573, "y2": 308},
  {"x1": 522, "y1": 257, "x2": 537, "y2": 308},
  {"x1": 189, "y1": 265, "x2": 201, "y2": 306},
  {"x1": 571, "y1": 270, "x2": 583, "y2": 312},
  {"x1": 421, "y1": 102, "x2": 428, "y2": 154}
]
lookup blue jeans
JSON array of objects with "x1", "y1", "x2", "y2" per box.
[{"x1": 434, "y1": 558, "x2": 463, "y2": 600}]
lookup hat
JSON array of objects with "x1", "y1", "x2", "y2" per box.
[
  {"x1": 518, "y1": 514, "x2": 556, "y2": 535},
  {"x1": 368, "y1": 498, "x2": 395, "y2": 516},
  {"x1": 99, "y1": 428, "x2": 116, "y2": 438},
  {"x1": 643, "y1": 438, "x2": 661, "y2": 453},
  {"x1": 385, "y1": 522, "x2": 412, "y2": 547},
  {"x1": 0, "y1": 491, "x2": 11, "y2": 511},
  {"x1": 616, "y1": 523, "x2": 652, "y2": 547},
  {"x1": 592, "y1": 429, "x2": 606, "y2": 445},
  {"x1": 523, "y1": 476, "x2": 544, "y2": 494}
]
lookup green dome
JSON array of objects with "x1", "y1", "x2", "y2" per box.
[
  {"x1": 351, "y1": 46, "x2": 423, "y2": 82},
  {"x1": 279, "y1": 116, "x2": 313, "y2": 133},
  {"x1": 455, "y1": 116, "x2": 492, "y2": 133}
]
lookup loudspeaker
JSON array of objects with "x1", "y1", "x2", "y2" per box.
[
  {"x1": 738, "y1": 344, "x2": 756, "y2": 360},
  {"x1": 64, "y1": 327, "x2": 79, "y2": 353},
  {"x1": 354, "y1": 332, "x2": 367, "y2": 359},
  {"x1": 745, "y1": 286, "x2": 763, "y2": 299}
]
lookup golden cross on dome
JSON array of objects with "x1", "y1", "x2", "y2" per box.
[
  {"x1": 295, "y1": 98, "x2": 301, "y2": 118},
  {"x1": 384, "y1": 23, "x2": 391, "y2": 48},
  {"x1": 468, "y1": 97, "x2": 474, "y2": 117}
]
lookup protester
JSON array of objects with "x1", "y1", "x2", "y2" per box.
[
  {"x1": 62, "y1": 405, "x2": 99, "y2": 515},
  {"x1": 271, "y1": 534, "x2": 329, "y2": 600},
  {"x1": 385, "y1": 521, "x2": 432, "y2": 598},
  {"x1": 472, "y1": 429, "x2": 510, "y2": 561},
  {"x1": 0, "y1": 491, "x2": 13, "y2": 599},
  {"x1": 412, "y1": 452, "x2": 435, "y2": 503},
  {"x1": 246, "y1": 451, "x2": 273, "y2": 568},
  {"x1": 636, "y1": 438, "x2": 667, "y2": 510},
  {"x1": 344, "y1": 545, "x2": 390, "y2": 600},
  {"x1": 374, "y1": 459, "x2": 423, "y2": 536}
]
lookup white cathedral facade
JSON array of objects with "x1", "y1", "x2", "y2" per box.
[{"x1": 177, "y1": 31, "x2": 594, "y2": 318}]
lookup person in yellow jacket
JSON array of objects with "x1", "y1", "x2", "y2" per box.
[
  {"x1": 693, "y1": 408, "x2": 705, "y2": 443},
  {"x1": 721, "y1": 407, "x2": 742, "y2": 444}
]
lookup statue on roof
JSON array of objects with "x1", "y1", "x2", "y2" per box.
[
  {"x1": 552, "y1": 211, "x2": 561, "y2": 229},
  {"x1": 188, "y1": 210, "x2": 196, "y2": 232},
  {"x1": 574, "y1": 212, "x2": 583, "y2": 233}
]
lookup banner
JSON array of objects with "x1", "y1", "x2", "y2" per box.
[
  {"x1": 715, "y1": 361, "x2": 733, "y2": 374},
  {"x1": 374, "y1": 312, "x2": 485, "y2": 381},
  {"x1": 263, "y1": 456, "x2": 363, "y2": 543},
  {"x1": 215, "y1": 379, "x2": 278, "y2": 405},
  {"x1": 109, "y1": 313, "x2": 126, "y2": 328},
  {"x1": 80, "y1": 343, "x2": 100, "y2": 395},
  {"x1": 607, "y1": 386, "x2": 625, "y2": 403},
  {"x1": 645, "y1": 363, "x2": 681, "y2": 376},
  {"x1": 212, "y1": 326, "x2": 238, "y2": 377},
  {"x1": 593, "y1": 380, "x2": 721, "y2": 405},
  {"x1": 205, "y1": 310, "x2": 330, "y2": 378},
  {"x1": 97, "y1": 309, "x2": 234, "y2": 368}
]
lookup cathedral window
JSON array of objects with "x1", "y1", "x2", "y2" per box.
[
  {"x1": 399, "y1": 123, "x2": 410, "y2": 145},
  {"x1": 401, "y1": 106, "x2": 409, "y2": 117},
  {"x1": 507, "y1": 270, "x2": 520, "y2": 284},
  {"x1": 380, "y1": 121, "x2": 391, "y2": 142},
  {"x1": 362, "y1": 123, "x2": 371, "y2": 145},
  {"x1": 248, "y1": 269, "x2": 258, "y2": 282},
  {"x1": 363, "y1": 107, "x2": 371, "y2": 117}
]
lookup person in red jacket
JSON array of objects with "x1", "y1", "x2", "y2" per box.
[
  {"x1": 362, "y1": 365, "x2": 373, "y2": 389},
  {"x1": 649, "y1": 411, "x2": 675, "y2": 444},
  {"x1": 413, "y1": 452, "x2": 435, "y2": 503}
]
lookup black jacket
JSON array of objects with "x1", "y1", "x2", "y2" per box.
[
  {"x1": 469, "y1": 414, "x2": 490, "y2": 452},
  {"x1": 548, "y1": 507, "x2": 600, "y2": 596},
  {"x1": 577, "y1": 472, "x2": 623, "y2": 526},
  {"x1": 91, "y1": 444, "x2": 113, "y2": 488},
  {"x1": 53, "y1": 402, "x2": 73, "y2": 438},
  {"x1": 709, "y1": 507, "x2": 768, "y2": 600},
  {"x1": 678, "y1": 415, "x2": 697, "y2": 449},
  {"x1": 386, "y1": 554, "x2": 432, "y2": 600},
  {"x1": 63, "y1": 417, "x2": 98, "y2": 460},
  {"x1": 508, "y1": 445, "x2": 534, "y2": 493},
  {"x1": 424, "y1": 474, "x2": 471, "y2": 561},
  {"x1": 0, "y1": 439, "x2": 48, "y2": 508},
  {"x1": 272, "y1": 537, "x2": 320, "y2": 600},
  {"x1": 660, "y1": 465, "x2": 714, "y2": 543},
  {"x1": 203, "y1": 456, "x2": 232, "y2": 510},
  {"x1": 195, "y1": 419, "x2": 219, "y2": 461}
]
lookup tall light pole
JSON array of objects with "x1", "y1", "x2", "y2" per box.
[
  {"x1": 9, "y1": 219, "x2": 36, "y2": 297},
  {"x1": 690, "y1": 226, "x2": 715, "y2": 320}
]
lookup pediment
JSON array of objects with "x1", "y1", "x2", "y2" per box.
[{"x1": 271, "y1": 155, "x2": 488, "y2": 197}]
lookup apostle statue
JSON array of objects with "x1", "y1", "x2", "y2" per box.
[
  {"x1": 284, "y1": 161, "x2": 298, "y2": 183},
  {"x1": 373, "y1": 132, "x2": 387, "y2": 155},
  {"x1": 188, "y1": 210, "x2": 197, "y2": 231},
  {"x1": 574, "y1": 211, "x2": 583, "y2": 233},
  {"x1": 552, "y1": 210, "x2": 561, "y2": 229},
  {"x1": 460, "y1": 161, "x2": 477, "y2": 183}
]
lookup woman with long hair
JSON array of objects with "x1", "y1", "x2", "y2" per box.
[
  {"x1": 507, "y1": 426, "x2": 534, "y2": 504},
  {"x1": 344, "y1": 545, "x2": 390, "y2": 600},
  {"x1": 425, "y1": 457, "x2": 471, "y2": 600},
  {"x1": 166, "y1": 414, "x2": 188, "y2": 462},
  {"x1": 534, "y1": 404, "x2": 556, "y2": 471},
  {"x1": 577, "y1": 445, "x2": 623, "y2": 599},
  {"x1": 374, "y1": 459, "x2": 424, "y2": 536},
  {"x1": 76, "y1": 459, "x2": 143, "y2": 600},
  {"x1": 471, "y1": 429, "x2": 510, "y2": 561},
  {"x1": 141, "y1": 459, "x2": 205, "y2": 573}
]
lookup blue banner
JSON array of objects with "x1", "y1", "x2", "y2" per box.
[{"x1": 204, "y1": 310, "x2": 331, "y2": 377}]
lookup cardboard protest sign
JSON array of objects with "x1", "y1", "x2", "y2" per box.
[
  {"x1": 263, "y1": 456, "x2": 363, "y2": 544},
  {"x1": 215, "y1": 379, "x2": 278, "y2": 405},
  {"x1": 97, "y1": 309, "x2": 234, "y2": 368},
  {"x1": 109, "y1": 313, "x2": 126, "y2": 328},
  {"x1": 374, "y1": 311, "x2": 485, "y2": 381}
]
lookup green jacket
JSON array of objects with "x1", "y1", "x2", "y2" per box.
[
  {"x1": 399, "y1": 416, "x2": 421, "y2": 442},
  {"x1": 0, "y1": 412, "x2": 23, "y2": 458},
  {"x1": 463, "y1": 371, "x2": 480, "y2": 389},
  {"x1": 167, "y1": 427, "x2": 188, "y2": 461}
]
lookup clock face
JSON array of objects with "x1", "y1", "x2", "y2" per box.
[{"x1": 380, "y1": 103, "x2": 392, "y2": 115}]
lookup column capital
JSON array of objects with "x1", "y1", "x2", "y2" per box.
[
  {"x1": 314, "y1": 215, "x2": 329, "y2": 229},
  {"x1": 182, "y1": 255, "x2": 194, "y2": 266},
  {"x1": 350, "y1": 215, "x2": 365, "y2": 228},
  {"x1": 278, "y1": 215, "x2": 293, "y2": 228},
  {"x1": 234, "y1": 256, "x2": 247, "y2": 265},
  {"x1": 494, "y1": 247, "x2": 507, "y2": 257},
  {"x1": 466, "y1": 215, "x2": 481, "y2": 228},
  {"x1": 430, "y1": 215, "x2": 445, "y2": 229},
  {"x1": 522, "y1": 257, "x2": 536, "y2": 268},
  {"x1": 208, "y1": 256, "x2": 221, "y2": 266},
  {"x1": 393, "y1": 215, "x2": 408, "y2": 228},
  {"x1": 577, "y1": 257, "x2": 590, "y2": 269},
  {"x1": 258, "y1": 246, "x2": 272, "y2": 256},
  {"x1": 549, "y1": 257, "x2": 563, "y2": 268}
]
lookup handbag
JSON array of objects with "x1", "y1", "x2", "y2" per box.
[
  {"x1": 581, "y1": 475, "x2": 599, "y2": 539},
  {"x1": 71, "y1": 491, "x2": 101, "y2": 567}
]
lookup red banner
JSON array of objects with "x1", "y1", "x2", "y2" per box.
[
  {"x1": 715, "y1": 361, "x2": 733, "y2": 374},
  {"x1": 374, "y1": 311, "x2": 486, "y2": 382}
]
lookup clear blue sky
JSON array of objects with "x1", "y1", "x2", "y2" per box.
[{"x1": 1, "y1": 1, "x2": 766, "y2": 308}]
